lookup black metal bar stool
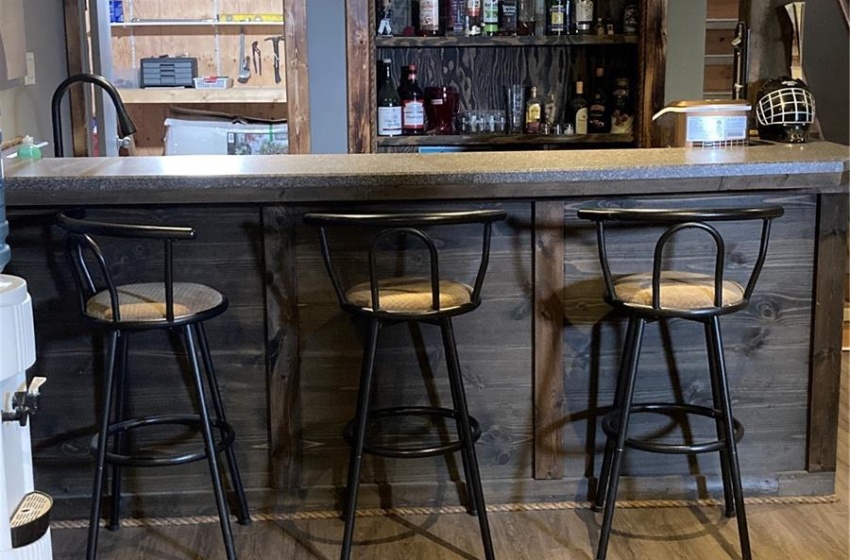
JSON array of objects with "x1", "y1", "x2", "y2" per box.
[
  {"x1": 304, "y1": 209, "x2": 506, "y2": 560},
  {"x1": 577, "y1": 205, "x2": 784, "y2": 560},
  {"x1": 55, "y1": 212, "x2": 250, "y2": 560}
]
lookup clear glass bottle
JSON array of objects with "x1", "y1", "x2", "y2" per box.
[
  {"x1": 377, "y1": 60, "x2": 403, "y2": 137},
  {"x1": 575, "y1": 0, "x2": 593, "y2": 34}
]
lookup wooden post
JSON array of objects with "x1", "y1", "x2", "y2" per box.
[
  {"x1": 533, "y1": 201, "x2": 566, "y2": 480},
  {"x1": 284, "y1": 0, "x2": 312, "y2": 154},
  {"x1": 807, "y1": 193, "x2": 849, "y2": 472},
  {"x1": 345, "y1": 0, "x2": 375, "y2": 153}
]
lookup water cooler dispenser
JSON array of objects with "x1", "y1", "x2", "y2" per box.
[{"x1": 0, "y1": 275, "x2": 53, "y2": 558}]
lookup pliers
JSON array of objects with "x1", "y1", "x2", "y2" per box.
[{"x1": 252, "y1": 41, "x2": 262, "y2": 75}]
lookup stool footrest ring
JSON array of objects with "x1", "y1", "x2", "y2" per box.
[
  {"x1": 343, "y1": 406, "x2": 482, "y2": 459},
  {"x1": 602, "y1": 403, "x2": 744, "y2": 455},
  {"x1": 92, "y1": 413, "x2": 236, "y2": 467}
]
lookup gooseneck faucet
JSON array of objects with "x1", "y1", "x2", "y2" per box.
[{"x1": 51, "y1": 73, "x2": 137, "y2": 157}]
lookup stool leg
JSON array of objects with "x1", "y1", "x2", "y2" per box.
[
  {"x1": 108, "y1": 333, "x2": 130, "y2": 531},
  {"x1": 195, "y1": 322, "x2": 251, "y2": 525},
  {"x1": 707, "y1": 317, "x2": 752, "y2": 560},
  {"x1": 87, "y1": 331, "x2": 120, "y2": 560},
  {"x1": 441, "y1": 317, "x2": 495, "y2": 560},
  {"x1": 704, "y1": 320, "x2": 735, "y2": 518},
  {"x1": 594, "y1": 316, "x2": 639, "y2": 512},
  {"x1": 440, "y1": 322, "x2": 479, "y2": 517},
  {"x1": 183, "y1": 325, "x2": 238, "y2": 560},
  {"x1": 341, "y1": 320, "x2": 381, "y2": 560},
  {"x1": 596, "y1": 317, "x2": 646, "y2": 560}
]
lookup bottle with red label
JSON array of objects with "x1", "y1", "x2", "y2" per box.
[{"x1": 398, "y1": 64, "x2": 426, "y2": 135}]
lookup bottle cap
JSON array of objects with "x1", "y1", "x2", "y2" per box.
[{"x1": 22, "y1": 135, "x2": 33, "y2": 146}]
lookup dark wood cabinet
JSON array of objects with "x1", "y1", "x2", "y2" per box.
[{"x1": 346, "y1": 0, "x2": 667, "y2": 153}]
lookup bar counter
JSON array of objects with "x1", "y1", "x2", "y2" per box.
[{"x1": 3, "y1": 143, "x2": 848, "y2": 519}]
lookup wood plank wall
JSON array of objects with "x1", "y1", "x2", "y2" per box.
[{"x1": 4, "y1": 193, "x2": 832, "y2": 518}]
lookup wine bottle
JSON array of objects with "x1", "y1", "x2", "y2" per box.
[
  {"x1": 377, "y1": 60, "x2": 402, "y2": 137},
  {"x1": 575, "y1": 0, "x2": 593, "y2": 34},
  {"x1": 610, "y1": 77, "x2": 634, "y2": 134},
  {"x1": 622, "y1": 1, "x2": 638, "y2": 34},
  {"x1": 400, "y1": 64, "x2": 426, "y2": 135},
  {"x1": 588, "y1": 67, "x2": 611, "y2": 133},
  {"x1": 568, "y1": 80, "x2": 589, "y2": 134},
  {"x1": 419, "y1": 0, "x2": 440, "y2": 36},
  {"x1": 525, "y1": 85, "x2": 542, "y2": 134},
  {"x1": 483, "y1": 0, "x2": 500, "y2": 36}
]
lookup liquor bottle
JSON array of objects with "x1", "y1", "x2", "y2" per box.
[
  {"x1": 500, "y1": 0, "x2": 518, "y2": 35},
  {"x1": 588, "y1": 67, "x2": 611, "y2": 133},
  {"x1": 575, "y1": 0, "x2": 593, "y2": 34},
  {"x1": 517, "y1": 0, "x2": 535, "y2": 35},
  {"x1": 525, "y1": 85, "x2": 542, "y2": 133},
  {"x1": 377, "y1": 60, "x2": 403, "y2": 137},
  {"x1": 448, "y1": 0, "x2": 466, "y2": 34},
  {"x1": 547, "y1": 0, "x2": 566, "y2": 36},
  {"x1": 483, "y1": 0, "x2": 500, "y2": 35},
  {"x1": 419, "y1": 0, "x2": 441, "y2": 35},
  {"x1": 466, "y1": 0, "x2": 482, "y2": 35},
  {"x1": 610, "y1": 77, "x2": 634, "y2": 134},
  {"x1": 622, "y1": 1, "x2": 638, "y2": 34},
  {"x1": 567, "y1": 80, "x2": 589, "y2": 134},
  {"x1": 400, "y1": 64, "x2": 426, "y2": 135}
]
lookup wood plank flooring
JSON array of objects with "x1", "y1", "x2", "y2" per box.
[{"x1": 50, "y1": 354, "x2": 850, "y2": 560}]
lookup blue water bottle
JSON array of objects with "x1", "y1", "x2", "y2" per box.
[{"x1": 0, "y1": 130, "x2": 10, "y2": 272}]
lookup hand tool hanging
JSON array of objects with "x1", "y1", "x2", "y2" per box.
[
  {"x1": 265, "y1": 36, "x2": 284, "y2": 84},
  {"x1": 237, "y1": 28, "x2": 251, "y2": 84},
  {"x1": 252, "y1": 41, "x2": 262, "y2": 75}
]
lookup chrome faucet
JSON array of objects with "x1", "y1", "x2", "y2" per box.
[{"x1": 51, "y1": 73, "x2": 137, "y2": 157}]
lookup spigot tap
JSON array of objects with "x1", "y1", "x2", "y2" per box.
[
  {"x1": 51, "y1": 73, "x2": 137, "y2": 157},
  {"x1": 2, "y1": 377, "x2": 46, "y2": 427}
]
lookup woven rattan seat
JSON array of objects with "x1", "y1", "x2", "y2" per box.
[
  {"x1": 613, "y1": 271, "x2": 745, "y2": 310},
  {"x1": 345, "y1": 277, "x2": 473, "y2": 312},
  {"x1": 86, "y1": 282, "x2": 224, "y2": 321}
]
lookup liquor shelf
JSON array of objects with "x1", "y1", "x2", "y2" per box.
[
  {"x1": 375, "y1": 34, "x2": 639, "y2": 48},
  {"x1": 377, "y1": 133, "x2": 634, "y2": 147}
]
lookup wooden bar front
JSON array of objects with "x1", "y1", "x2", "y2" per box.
[{"x1": 3, "y1": 144, "x2": 847, "y2": 518}]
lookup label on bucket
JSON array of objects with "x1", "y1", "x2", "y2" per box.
[{"x1": 686, "y1": 115, "x2": 748, "y2": 143}]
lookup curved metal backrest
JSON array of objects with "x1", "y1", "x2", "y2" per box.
[
  {"x1": 303, "y1": 210, "x2": 507, "y2": 314},
  {"x1": 577, "y1": 206, "x2": 784, "y2": 313},
  {"x1": 56, "y1": 212, "x2": 195, "y2": 324}
]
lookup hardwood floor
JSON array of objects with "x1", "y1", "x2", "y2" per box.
[{"x1": 50, "y1": 354, "x2": 850, "y2": 560}]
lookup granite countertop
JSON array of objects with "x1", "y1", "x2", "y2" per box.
[{"x1": 4, "y1": 142, "x2": 848, "y2": 206}]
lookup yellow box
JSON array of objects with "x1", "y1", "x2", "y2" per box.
[{"x1": 217, "y1": 13, "x2": 284, "y2": 23}]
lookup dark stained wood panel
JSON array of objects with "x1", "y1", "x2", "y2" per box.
[
  {"x1": 636, "y1": 0, "x2": 667, "y2": 147},
  {"x1": 346, "y1": 0, "x2": 374, "y2": 153},
  {"x1": 284, "y1": 0, "x2": 311, "y2": 153},
  {"x1": 562, "y1": 194, "x2": 818, "y2": 481},
  {"x1": 807, "y1": 194, "x2": 849, "y2": 472}
]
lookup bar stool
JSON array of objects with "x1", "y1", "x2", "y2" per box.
[
  {"x1": 577, "y1": 205, "x2": 784, "y2": 560},
  {"x1": 303, "y1": 209, "x2": 506, "y2": 560},
  {"x1": 55, "y1": 212, "x2": 250, "y2": 560}
]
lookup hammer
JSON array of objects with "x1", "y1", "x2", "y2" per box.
[{"x1": 265, "y1": 36, "x2": 284, "y2": 84}]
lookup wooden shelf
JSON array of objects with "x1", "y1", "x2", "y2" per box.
[
  {"x1": 111, "y1": 20, "x2": 282, "y2": 28},
  {"x1": 376, "y1": 34, "x2": 638, "y2": 48},
  {"x1": 118, "y1": 87, "x2": 286, "y2": 104},
  {"x1": 377, "y1": 133, "x2": 634, "y2": 147}
]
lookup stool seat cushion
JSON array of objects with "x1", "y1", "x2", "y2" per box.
[
  {"x1": 86, "y1": 282, "x2": 224, "y2": 321},
  {"x1": 614, "y1": 271, "x2": 745, "y2": 310},
  {"x1": 345, "y1": 277, "x2": 473, "y2": 312}
]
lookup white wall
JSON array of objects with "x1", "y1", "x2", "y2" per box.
[
  {"x1": 664, "y1": 0, "x2": 707, "y2": 103},
  {"x1": 0, "y1": 0, "x2": 68, "y2": 145},
  {"x1": 307, "y1": 0, "x2": 348, "y2": 154}
]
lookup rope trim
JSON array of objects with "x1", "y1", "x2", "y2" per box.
[{"x1": 50, "y1": 494, "x2": 839, "y2": 530}]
